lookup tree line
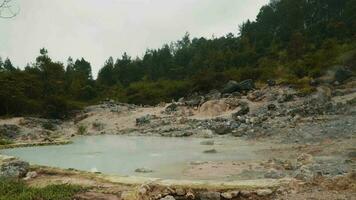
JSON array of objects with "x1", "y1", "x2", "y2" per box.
[{"x1": 1, "y1": 0, "x2": 355, "y2": 118}]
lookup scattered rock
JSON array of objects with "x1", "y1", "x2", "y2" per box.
[
  {"x1": 92, "y1": 122, "x2": 105, "y2": 131},
  {"x1": 297, "y1": 153, "x2": 313, "y2": 165},
  {"x1": 205, "y1": 90, "x2": 221, "y2": 100},
  {"x1": 160, "y1": 195, "x2": 175, "y2": 200},
  {"x1": 23, "y1": 171, "x2": 38, "y2": 180},
  {"x1": 267, "y1": 80, "x2": 276, "y2": 86},
  {"x1": 134, "y1": 168, "x2": 153, "y2": 173},
  {"x1": 136, "y1": 115, "x2": 152, "y2": 126},
  {"x1": 222, "y1": 80, "x2": 240, "y2": 94},
  {"x1": 224, "y1": 98, "x2": 241, "y2": 109},
  {"x1": 278, "y1": 93, "x2": 294, "y2": 103},
  {"x1": 264, "y1": 170, "x2": 286, "y2": 179},
  {"x1": 256, "y1": 189, "x2": 273, "y2": 196},
  {"x1": 198, "y1": 191, "x2": 221, "y2": 200},
  {"x1": 348, "y1": 151, "x2": 356, "y2": 159},
  {"x1": 240, "y1": 190, "x2": 252, "y2": 197},
  {"x1": 75, "y1": 192, "x2": 120, "y2": 200},
  {"x1": 200, "y1": 140, "x2": 214, "y2": 145},
  {"x1": 165, "y1": 103, "x2": 178, "y2": 113},
  {"x1": 334, "y1": 67, "x2": 353, "y2": 83},
  {"x1": 185, "y1": 192, "x2": 195, "y2": 199},
  {"x1": 232, "y1": 102, "x2": 249, "y2": 117},
  {"x1": 175, "y1": 188, "x2": 186, "y2": 196},
  {"x1": 0, "y1": 156, "x2": 29, "y2": 178},
  {"x1": 293, "y1": 165, "x2": 314, "y2": 181},
  {"x1": 222, "y1": 79, "x2": 254, "y2": 94},
  {"x1": 203, "y1": 149, "x2": 217, "y2": 154},
  {"x1": 221, "y1": 191, "x2": 239, "y2": 199},
  {"x1": 0, "y1": 124, "x2": 21, "y2": 139},
  {"x1": 247, "y1": 91, "x2": 264, "y2": 102},
  {"x1": 120, "y1": 191, "x2": 136, "y2": 200},
  {"x1": 267, "y1": 104, "x2": 277, "y2": 111},
  {"x1": 238, "y1": 79, "x2": 255, "y2": 91},
  {"x1": 211, "y1": 124, "x2": 232, "y2": 135}
]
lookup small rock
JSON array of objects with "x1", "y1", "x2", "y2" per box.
[
  {"x1": 198, "y1": 191, "x2": 221, "y2": 200},
  {"x1": 267, "y1": 80, "x2": 276, "y2": 86},
  {"x1": 121, "y1": 191, "x2": 136, "y2": 200},
  {"x1": 136, "y1": 115, "x2": 152, "y2": 126},
  {"x1": 186, "y1": 192, "x2": 195, "y2": 199},
  {"x1": 203, "y1": 149, "x2": 218, "y2": 154},
  {"x1": 297, "y1": 153, "x2": 313, "y2": 165},
  {"x1": 165, "y1": 103, "x2": 178, "y2": 113},
  {"x1": 160, "y1": 195, "x2": 175, "y2": 200},
  {"x1": 264, "y1": 170, "x2": 286, "y2": 179},
  {"x1": 221, "y1": 191, "x2": 239, "y2": 199},
  {"x1": 293, "y1": 166, "x2": 314, "y2": 181},
  {"x1": 334, "y1": 67, "x2": 353, "y2": 83},
  {"x1": 240, "y1": 190, "x2": 252, "y2": 197},
  {"x1": 134, "y1": 168, "x2": 153, "y2": 173},
  {"x1": 212, "y1": 124, "x2": 232, "y2": 135},
  {"x1": 232, "y1": 102, "x2": 249, "y2": 118},
  {"x1": 23, "y1": 171, "x2": 38, "y2": 180},
  {"x1": 175, "y1": 188, "x2": 186, "y2": 196},
  {"x1": 256, "y1": 189, "x2": 273, "y2": 196},
  {"x1": 267, "y1": 104, "x2": 277, "y2": 111},
  {"x1": 200, "y1": 140, "x2": 214, "y2": 145},
  {"x1": 0, "y1": 158, "x2": 29, "y2": 178}
]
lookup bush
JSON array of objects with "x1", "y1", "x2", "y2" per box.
[
  {"x1": 77, "y1": 125, "x2": 87, "y2": 135},
  {"x1": 0, "y1": 139, "x2": 12, "y2": 145},
  {"x1": 43, "y1": 96, "x2": 82, "y2": 119}
]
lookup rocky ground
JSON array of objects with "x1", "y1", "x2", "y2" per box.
[{"x1": 0, "y1": 72, "x2": 356, "y2": 199}]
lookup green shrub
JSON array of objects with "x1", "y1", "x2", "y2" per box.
[
  {"x1": 0, "y1": 139, "x2": 12, "y2": 145},
  {"x1": 0, "y1": 178, "x2": 84, "y2": 200},
  {"x1": 42, "y1": 122, "x2": 56, "y2": 131},
  {"x1": 77, "y1": 125, "x2": 87, "y2": 135}
]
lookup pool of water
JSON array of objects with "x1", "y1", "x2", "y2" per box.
[{"x1": 1, "y1": 135, "x2": 264, "y2": 179}]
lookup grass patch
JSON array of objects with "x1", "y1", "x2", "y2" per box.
[
  {"x1": 0, "y1": 139, "x2": 12, "y2": 146},
  {"x1": 77, "y1": 125, "x2": 87, "y2": 135},
  {"x1": 0, "y1": 178, "x2": 84, "y2": 200}
]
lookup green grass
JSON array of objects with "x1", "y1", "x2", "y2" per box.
[
  {"x1": 0, "y1": 178, "x2": 84, "y2": 200},
  {"x1": 0, "y1": 139, "x2": 13, "y2": 146}
]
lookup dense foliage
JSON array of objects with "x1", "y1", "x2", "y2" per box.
[
  {"x1": 0, "y1": 178, "x2": 83, "y2": 200},
  {"x1": 1, "y1": 0, "x2": 355, "y2": 118}
]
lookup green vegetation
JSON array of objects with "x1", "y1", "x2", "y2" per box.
[
  {"x1": 0, "y1": 178, "x2": 84, "y2": 200},
  {"x1": 0, "y1": 139, "x2": 12, "y2": 145},
  {"x1": 77, "y1": 125, "x2": 87, "y2": 135},
  {"x1": 0, "y1": 0, "x2": 355, "y2": 118}
]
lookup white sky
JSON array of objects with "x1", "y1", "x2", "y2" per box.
[{"x1": 0, "y1": 0, "x2": 268, "y2": 77}]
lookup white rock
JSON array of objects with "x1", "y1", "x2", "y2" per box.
[
  {"x1": 160, "y1": 195, "x2": 175, "y2": 200},
  {"x1": 256, "y1": 189, "x2": 273, "y2": 196}
]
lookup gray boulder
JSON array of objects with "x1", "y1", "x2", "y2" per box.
[
  {"x1": 136, "y1": 115, "x2": 152, "y2": 126},
  {"x1": 334, "y1": 67, "x2": 353, "y2": 83},
  {"x1": 212, "y1": 124, "x2": 232, "y2": 135},
  {"x1": 232, "y1": 102, "x2": 249, "y2": 118},
  {"x1": 134, "y1": 168, "x2": 153, "y2": 173},
  {"x1": 0, "y1": 124, "x2": 21, "y2": 139},
  {"x1": 0, "y1": 156, "x2": 29, "y2": 178},
  {"x1": 222, "y1": 79, "x2": 255, "y2": 94},
  {"x1": 165, "y1": 103, "x2": 178, "y2": 113},
  {"x1": 160, "y1": 196, "x2": 175, "y2": 200},
  {"x1": 239, "y1": 79, "x2": 255, "y2": 91},
  {"x1": 198, "y1": 191, "x2": 221, "y2": 200},
  {"x1": 267, "y1": 79, "x2": 276, "y2": 86}
]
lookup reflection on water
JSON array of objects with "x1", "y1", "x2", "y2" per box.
[{"x1": 1, "y1": 135, "x2": 263, "y2": 179}]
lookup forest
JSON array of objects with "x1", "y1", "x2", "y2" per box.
[{"x1": 1, "y1": 0, "x2": 355, "y2": 119}]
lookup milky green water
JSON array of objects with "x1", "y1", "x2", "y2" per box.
[{"x1": 1, "y1": 135, "x2": 263, "y2": 179}]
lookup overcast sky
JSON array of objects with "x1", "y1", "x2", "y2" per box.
[{"x1": 0, "y1": 0, "x2": 268, "y2": 77}]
